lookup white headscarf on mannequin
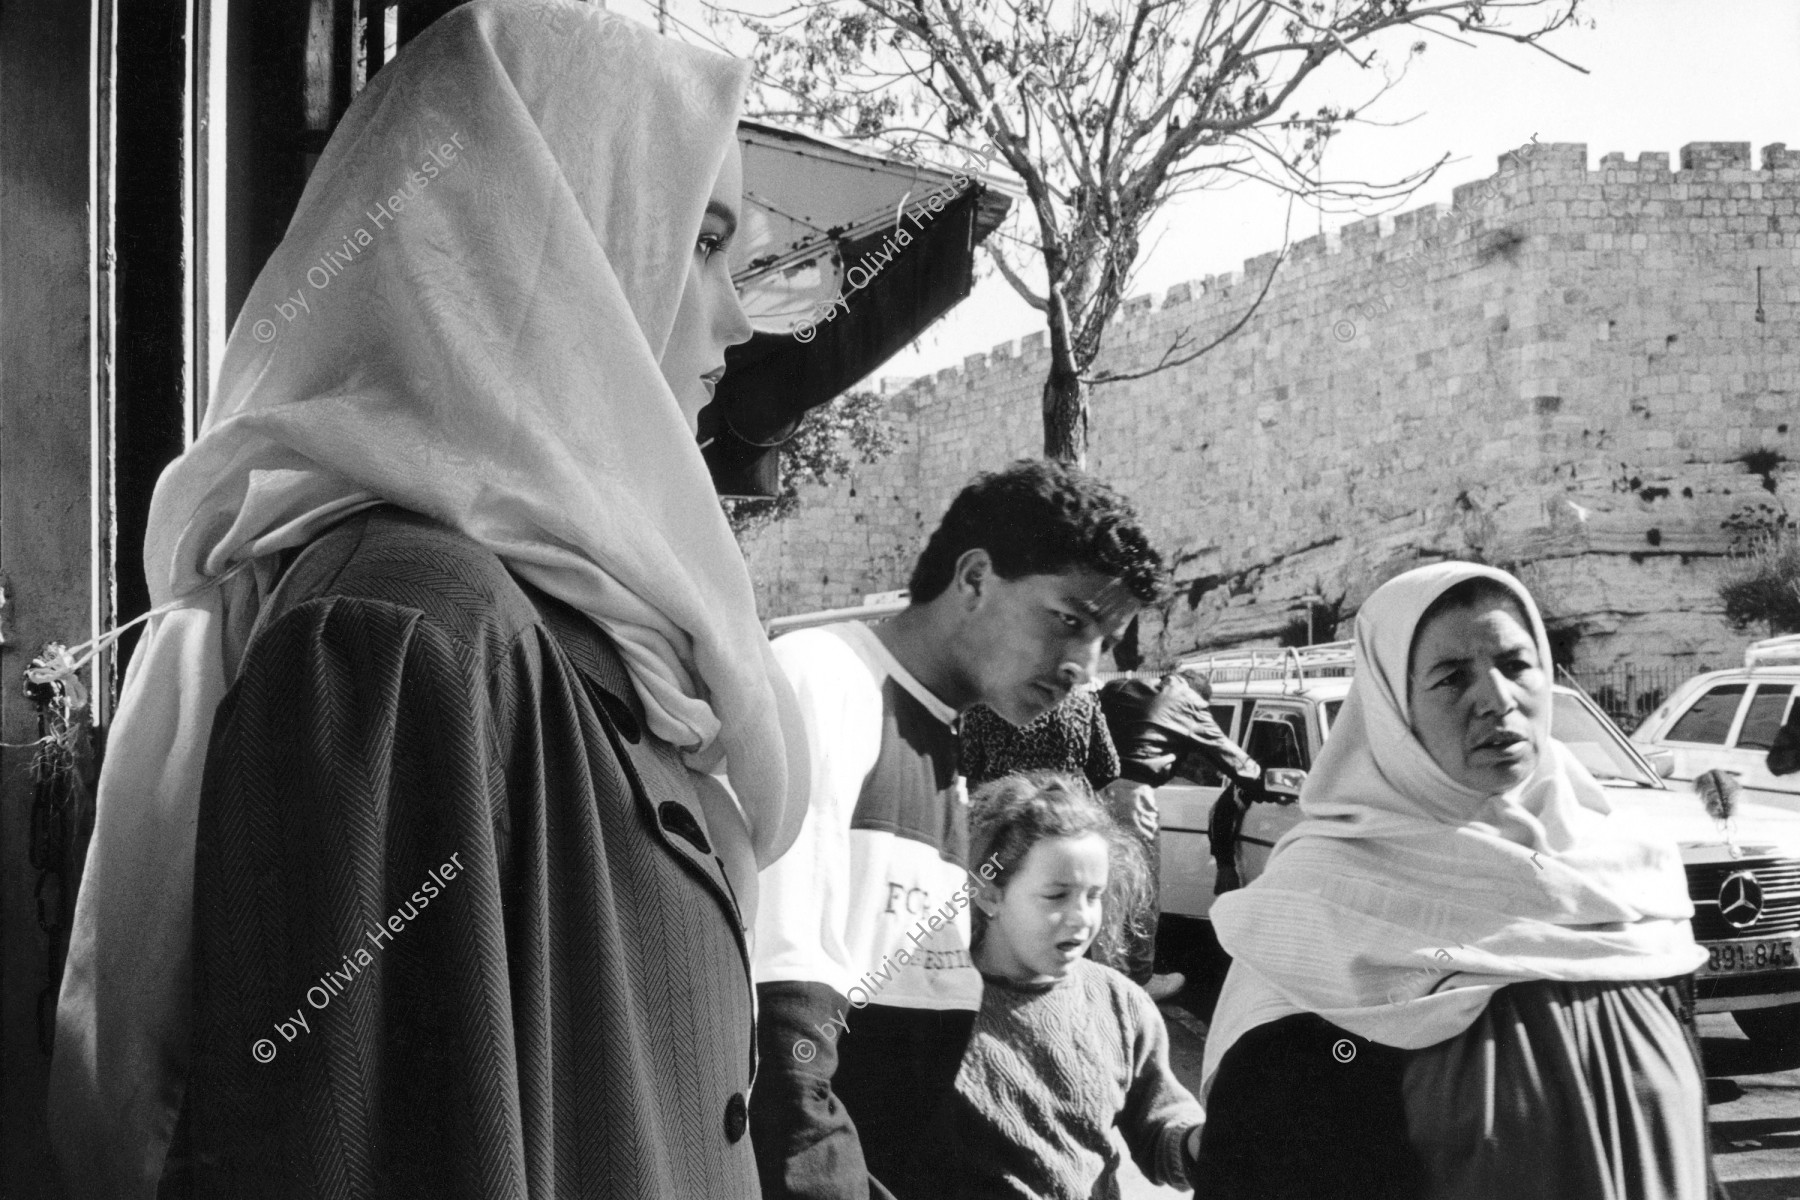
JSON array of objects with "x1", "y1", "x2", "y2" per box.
[
  {"x1": 1202, "y1": 562, "x2": 1703, "y2": 1093},
  {"x1": 50, "y1": 4, "x2": 808, "y2": 1192}
]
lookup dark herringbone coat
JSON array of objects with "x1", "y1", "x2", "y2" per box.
[{"x1": 177, "y1": 507, "x2": 760, "y2": 1198}]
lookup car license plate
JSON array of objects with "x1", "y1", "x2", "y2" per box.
[{"x1": 1702, "y1": 937, "x2": 1800, "y2": 975}]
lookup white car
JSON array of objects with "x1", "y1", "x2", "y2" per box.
[
  {"x1": 1630, "y1": 634, "x2": 1800, "y2": 812},
  {"x1": 1155, "y1": 643, "x2": 1800, "y2": 1054}
]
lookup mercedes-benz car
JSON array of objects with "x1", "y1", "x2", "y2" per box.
[
  {"x1": 1630, "y1": 634, "x2": 1800, "y2": 811},
  {"x1": 1155, "y1": 643, "x2": 1800, "y2": 1053}
]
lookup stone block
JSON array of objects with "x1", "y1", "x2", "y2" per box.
[
  {"x1": 1243, "y1": 251, "x2": 1282, "y2": 282},
  {"x1": 1453, "y1": 176, "x2": 1509, "y2": 212},
  {"x1": 1393, "y1": 204, "x2": 1448, "y2": 236},
  {"x1": 1339, "y1": 216, "x2": 1384, "y2": 246},
  {"x1": 1680, "y1": 142, "x2": 1752, "y2": 171}
]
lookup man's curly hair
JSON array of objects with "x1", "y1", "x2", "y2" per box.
[{"x1": 907, "y1": 459, "x2": 1167, "y2": 605}]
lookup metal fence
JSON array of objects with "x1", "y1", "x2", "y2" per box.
[{"x1": 1562, "y1": 664, "x2": 1704, "y2": 733}]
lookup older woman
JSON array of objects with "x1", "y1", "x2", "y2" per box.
[
  {"x1": 49, "y1": 3, "x2": 807, "y2": 1196},
  {"x1": 1197, "y1": 563, "x2": 1713, "y2": 1200}
]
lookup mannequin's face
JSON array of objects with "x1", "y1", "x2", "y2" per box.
[{"x1": 662, "y1": 140, "x2": 755, "y2": 432}]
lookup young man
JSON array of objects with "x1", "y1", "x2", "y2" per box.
[{"x1": 750, "y1": 460, "x2": 1167, "y2": 1200}]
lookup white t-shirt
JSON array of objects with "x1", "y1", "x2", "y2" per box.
[{"x1": 754, "y1": 622, "x2": 981, "y2": 1013}]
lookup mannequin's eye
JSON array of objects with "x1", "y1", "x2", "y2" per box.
[{"x1": 697, "y1": 230, "x2": 733, "y2": 262}]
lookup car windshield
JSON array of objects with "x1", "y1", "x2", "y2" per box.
[{"x1": 1549, "y1": 693, "x2": 1659, "y2": 787}]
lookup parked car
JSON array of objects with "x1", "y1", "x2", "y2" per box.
[
  {"x1": 1630, "y1": 634, "x2": 1800, "y2": 811},
  {"x1": 1155, "y1": 642, "x2": 1800, "y2": 1054}
]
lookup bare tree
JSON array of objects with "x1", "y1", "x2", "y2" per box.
[{"x1": 710, "y1": 0, "x2": 1587, "y2": 464}]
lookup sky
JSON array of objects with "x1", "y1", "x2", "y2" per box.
[{"x1": 617, "y1": 0, "x2": 1800, "y2": 385}]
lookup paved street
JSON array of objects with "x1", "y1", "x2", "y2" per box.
[
  {"x1": 1702, "y1": 1014, "x2": 1800, "y2": 1199},
  {"x1": 1119, "y1": 1004, "x2": 1800, "y2": 1198}
]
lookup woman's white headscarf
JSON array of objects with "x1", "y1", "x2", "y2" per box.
[
  {"x1": 1202, "y1": 562, "x2": 1704, "y2": 1092},
  {"x1": 50, "y1": 3, "x2": 809, "y2": 1192}
]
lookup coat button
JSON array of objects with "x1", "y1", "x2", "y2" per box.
[
  {"x1": 723, "y1": 1092, "x2": 748, "y2": 1143},
  {"x1": 658, "y1": 802, "x2": 713, "y2": 854},
  {"x1": 595, "y1": 688, "x2": 641, "y2": 743}
]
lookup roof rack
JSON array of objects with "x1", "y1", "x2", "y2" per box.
[
  {"x1": 1173, "y1": 640, "x2": 1356, "y2": 694},
  {"x1": 1746, "y1": 634, "x2": 1800, "y2": 669},
  {"x1": 766, "y1": 597, "x2": 908, "y2": 637}
]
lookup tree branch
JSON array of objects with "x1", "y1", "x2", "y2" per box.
[
  {"x1": 987, "y1": 240, "x2": 1050, "y2": 312},
  {"x1": 711, "y1": 0, "x2": 1588, "y2": 463},
  {"x1": 1083, "y1": 240, "x2": 1288, "y2": 386}
]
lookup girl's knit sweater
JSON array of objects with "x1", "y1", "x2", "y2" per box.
[{"x1": 935, "y1": 958, "x2": 1203, "y2": 1198}]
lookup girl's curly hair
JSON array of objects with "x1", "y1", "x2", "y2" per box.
[{"x1": 967, "y1": 771, "x2": 1152, "y2": 971}]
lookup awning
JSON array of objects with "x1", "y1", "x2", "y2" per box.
[{"x1": 701, "y1": 122, "x2": 1015, "y2": 497}]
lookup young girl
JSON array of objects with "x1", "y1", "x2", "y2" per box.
[{"x1": 937, "y1": 771, "x2": 1205, "y2": 1198}]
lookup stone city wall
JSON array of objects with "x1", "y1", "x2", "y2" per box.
[{"x1": 740, "y1": 140, "x2": 1800, "y2": 672}]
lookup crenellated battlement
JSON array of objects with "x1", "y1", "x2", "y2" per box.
[
  {"x1": 895, "y1": 140, "x2": 1800, "y2": 397},
  {"x1": 746, "y1": 136, "x2": 1798, "y2": 672}
]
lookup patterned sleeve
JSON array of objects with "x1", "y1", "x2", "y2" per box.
[
  {"x1": 186, "y1": 598, "x2": 537, "y2": 1195},
  {"x1": 959, "y1": 705, "x2": 991, "y2": 791},
  {"x1": 1083, "y1": 693, "x2": 1121, "y2": 791}
]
